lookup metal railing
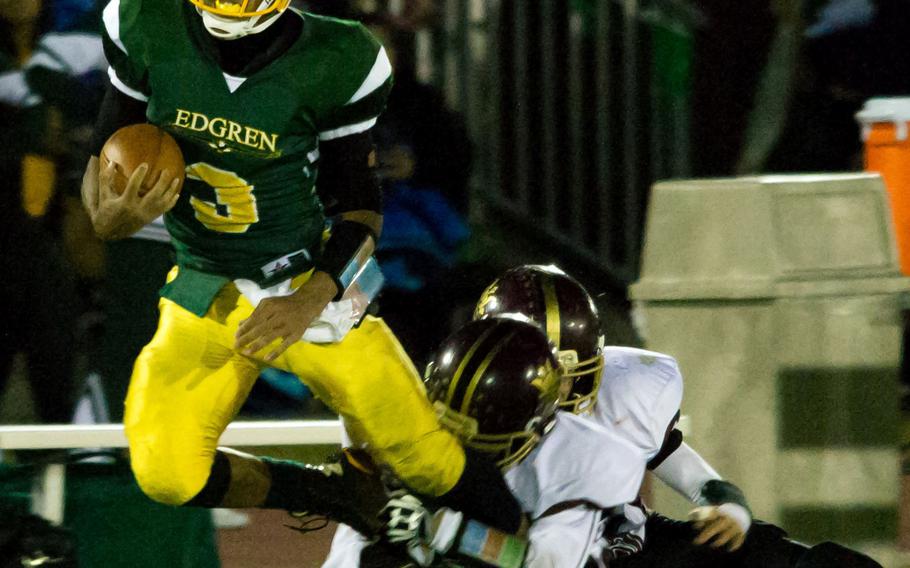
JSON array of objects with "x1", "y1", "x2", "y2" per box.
[{"x1": 421, "y1": 0, "x2": 693, "y2": 285}]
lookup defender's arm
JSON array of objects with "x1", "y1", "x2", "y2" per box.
[{"x1": 652, "y1": 441, "x2": 752, "y2": 550}]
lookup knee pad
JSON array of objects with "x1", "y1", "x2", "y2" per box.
[{"x1": 795, "y1": 542, "x2": 883, "y2": 568}]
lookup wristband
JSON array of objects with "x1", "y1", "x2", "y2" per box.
[
  {"x1": 427, "y1": 508, "x2": 464, "y2": 553},
  {"x1": 339, "y1": 256, "x2": 384, "y2": 325},
  {"x1": 454, "y1": 520, "x2": 527, "y2": 568},
  {"x1": 315, "y1": 220, "x2": 376, "y2": 300},
  {"x1": 699, "y1": 479, "x2": 752, "y2": 516}
]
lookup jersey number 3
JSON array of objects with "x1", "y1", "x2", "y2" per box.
[{"x1": 186, "y1": 162, "x2": 259, "y2": 233}]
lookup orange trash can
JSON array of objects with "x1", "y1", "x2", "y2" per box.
[
  {"x1": 859, "y1": 98, "x2": 910, "y2": 552},
  {"x1": 857, "y1": 97, "x2": 910, "y2": 275}
]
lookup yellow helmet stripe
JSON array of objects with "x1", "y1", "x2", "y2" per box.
[
  {"x1": 444, "y1": 323, "x2": 498, "y2": 406},
  {"x1": 542, "y1": 277, "x2": 560, "y2": 349},
  {"x1": 460, "y1": 331, "x2": 515, "y2": 415}
]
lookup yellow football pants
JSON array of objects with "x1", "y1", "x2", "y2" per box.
[{"x1": 124, "y1": 279, "x2": 465, "y2": 506}]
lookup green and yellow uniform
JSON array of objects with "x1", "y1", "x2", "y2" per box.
[{"x1": 101, "y1": 0, "x2": 464, "y2": 505}]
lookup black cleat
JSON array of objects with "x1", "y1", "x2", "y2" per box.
[{"x1": 266, "y1": 449, "x2": 389, "y2": 537}]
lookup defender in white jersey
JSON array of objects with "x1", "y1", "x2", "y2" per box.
[
  {"x1": 474, "y1": 264, "x2": 882, "y2": 568},
  {"x1": 324, "y1": 316, "x2": 649, "y2": 567}
]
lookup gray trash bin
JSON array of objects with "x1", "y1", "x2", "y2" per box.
[{"x1": 629, "y1": 173, "x2": 906, "y2": 546}]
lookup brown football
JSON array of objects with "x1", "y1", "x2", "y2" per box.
[{"x1": 100, "y1": 123, "x2": 186, "y2": 196}]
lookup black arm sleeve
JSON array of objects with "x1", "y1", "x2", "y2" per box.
[
  {"x1": 431, "y1": 448, "x2": 523, "y2": 534},
  {"x1": 88, "y1": 83, "x2": 149, "y2": 156},
  {"x1": 316, "y1": 131, "x2": 382, "y2": 216}
]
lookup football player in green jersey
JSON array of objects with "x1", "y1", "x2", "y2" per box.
[{"x1": 80, "y1": 0, "x2": 522, "y2": 539}]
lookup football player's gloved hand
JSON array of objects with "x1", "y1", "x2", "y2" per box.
[
  {"x1": 689, "y1": 504, "x2": 751, "y2": 551},
  {"x1": 382, "y1": 491, "x2": 528, "y2": 568},
  {"x1": 382, "y1": 491, "x2": 463, "y2": 567}
]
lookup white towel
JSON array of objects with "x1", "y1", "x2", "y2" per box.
[{"x1": 233, "y1": 278, "x2": 357, "y2": 344}]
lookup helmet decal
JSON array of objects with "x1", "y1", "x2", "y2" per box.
[
  {"x1": 473, "y1": 264, "x2": 605, "y2": 415},
  {"x1": 530, "y1": 360, "x2": 560, "y2": 398},
  {"x1": 474, "y1": 281, "x2": 499, "y2": 320}
]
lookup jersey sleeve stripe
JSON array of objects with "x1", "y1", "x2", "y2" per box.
[
  {"x1": 102, "y1": 0, "x2": 127, "y2": 55},
  {"x1": 108, "y1": 66, "x2": 149, "y2": 102},
  {"x1": 345, "y1": 47, "x2": 392, "y2": 105},
  {"x1": 318, "y1": 116, "x2": 377, "y2": 141}
]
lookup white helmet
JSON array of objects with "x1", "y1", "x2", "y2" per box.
[{"x1": 189, "y1": 0, "x2": 291, "y2": 39}]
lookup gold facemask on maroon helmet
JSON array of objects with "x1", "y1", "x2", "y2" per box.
[{"x1": 474, "y1": 264, "x2": 604, "y2": 414}]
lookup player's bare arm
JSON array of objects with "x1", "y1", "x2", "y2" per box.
[
  {"x1": 81, "y1": 156, "x2": 179, "y2": 240},
  {"x1": 650, "y1": 439, "x2": 752, "y2": 552}
]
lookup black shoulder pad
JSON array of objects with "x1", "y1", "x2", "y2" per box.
[{"x1": 647, "y1": 428, "x2": 684, "y2": 470}]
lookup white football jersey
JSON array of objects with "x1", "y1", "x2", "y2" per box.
[
  {"x1": 523, "y1": 506, "x2": 604, "y2": 568},
  {"x1": 582, "y1": 345, "x2": 694, "y2": 559},
  {"x1": 592, "y1": 346, "x2": 684, "y2": 460},
  {"x1": 505, "y1": 411, "x2": 646, "y2": 520},
  {"x1": 504, "y1": 412, "x2": 648, "y2": 566}
]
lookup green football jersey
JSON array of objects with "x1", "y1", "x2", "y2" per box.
[{"x1": 101, "y1": 0, "x2": 391, "y2": 311}]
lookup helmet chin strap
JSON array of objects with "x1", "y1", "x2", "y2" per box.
[{"x1": 197, "y1": 7, "x2": 283, "y2": 40}]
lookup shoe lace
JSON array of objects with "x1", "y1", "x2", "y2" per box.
[{"x1": 285, "y1": 511, "x2": 330, "y2": 534}]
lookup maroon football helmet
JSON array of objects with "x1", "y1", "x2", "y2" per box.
[
  {"x1": 424, "y1": 317, "x2": 563, "y2": 468},
  {"x1": 473, "y1": 264, "x2": 604, "y2": 414}
]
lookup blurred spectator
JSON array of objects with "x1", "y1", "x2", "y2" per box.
[
  {"x1": 0, "y1": 0, "x2": 80, "y2": 424},
  {"x1": 803, "y1": 0, "x2": 874, "y2": 39},
  {"x1": 690, "y1": 0, "x2": 777, "y2": 176},
  {"x1": 349, "y1": 12, "x2": 478, "y2": 364},
  {"x1": 51, "y1": 0, "x2": 97, "y2": 31},
  {"x1": 739, "y1": 0, "x2": 910, "y2": 174},
  {"x1": 302, "y1": 0, "x2": 477, "y2": 363},
  {"x1": 23, "y1": 0, "x2": 107, "y2": 289},
  {"x1": 368, "y1": 18, "x2": 471, "y2": 214},
  {"x1": 14, "y1": 0, "x2": 170, "y2": 424},
  {"x1": 54, "y1": 0, "x2": 171, "y2": 422},
  {"x1": 95, "y1": 226, "x2": 173, "y2": 422}
]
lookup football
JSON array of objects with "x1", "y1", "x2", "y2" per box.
[{"x1": 100, "y1": 123, "x2": 186, "y2": 196}]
